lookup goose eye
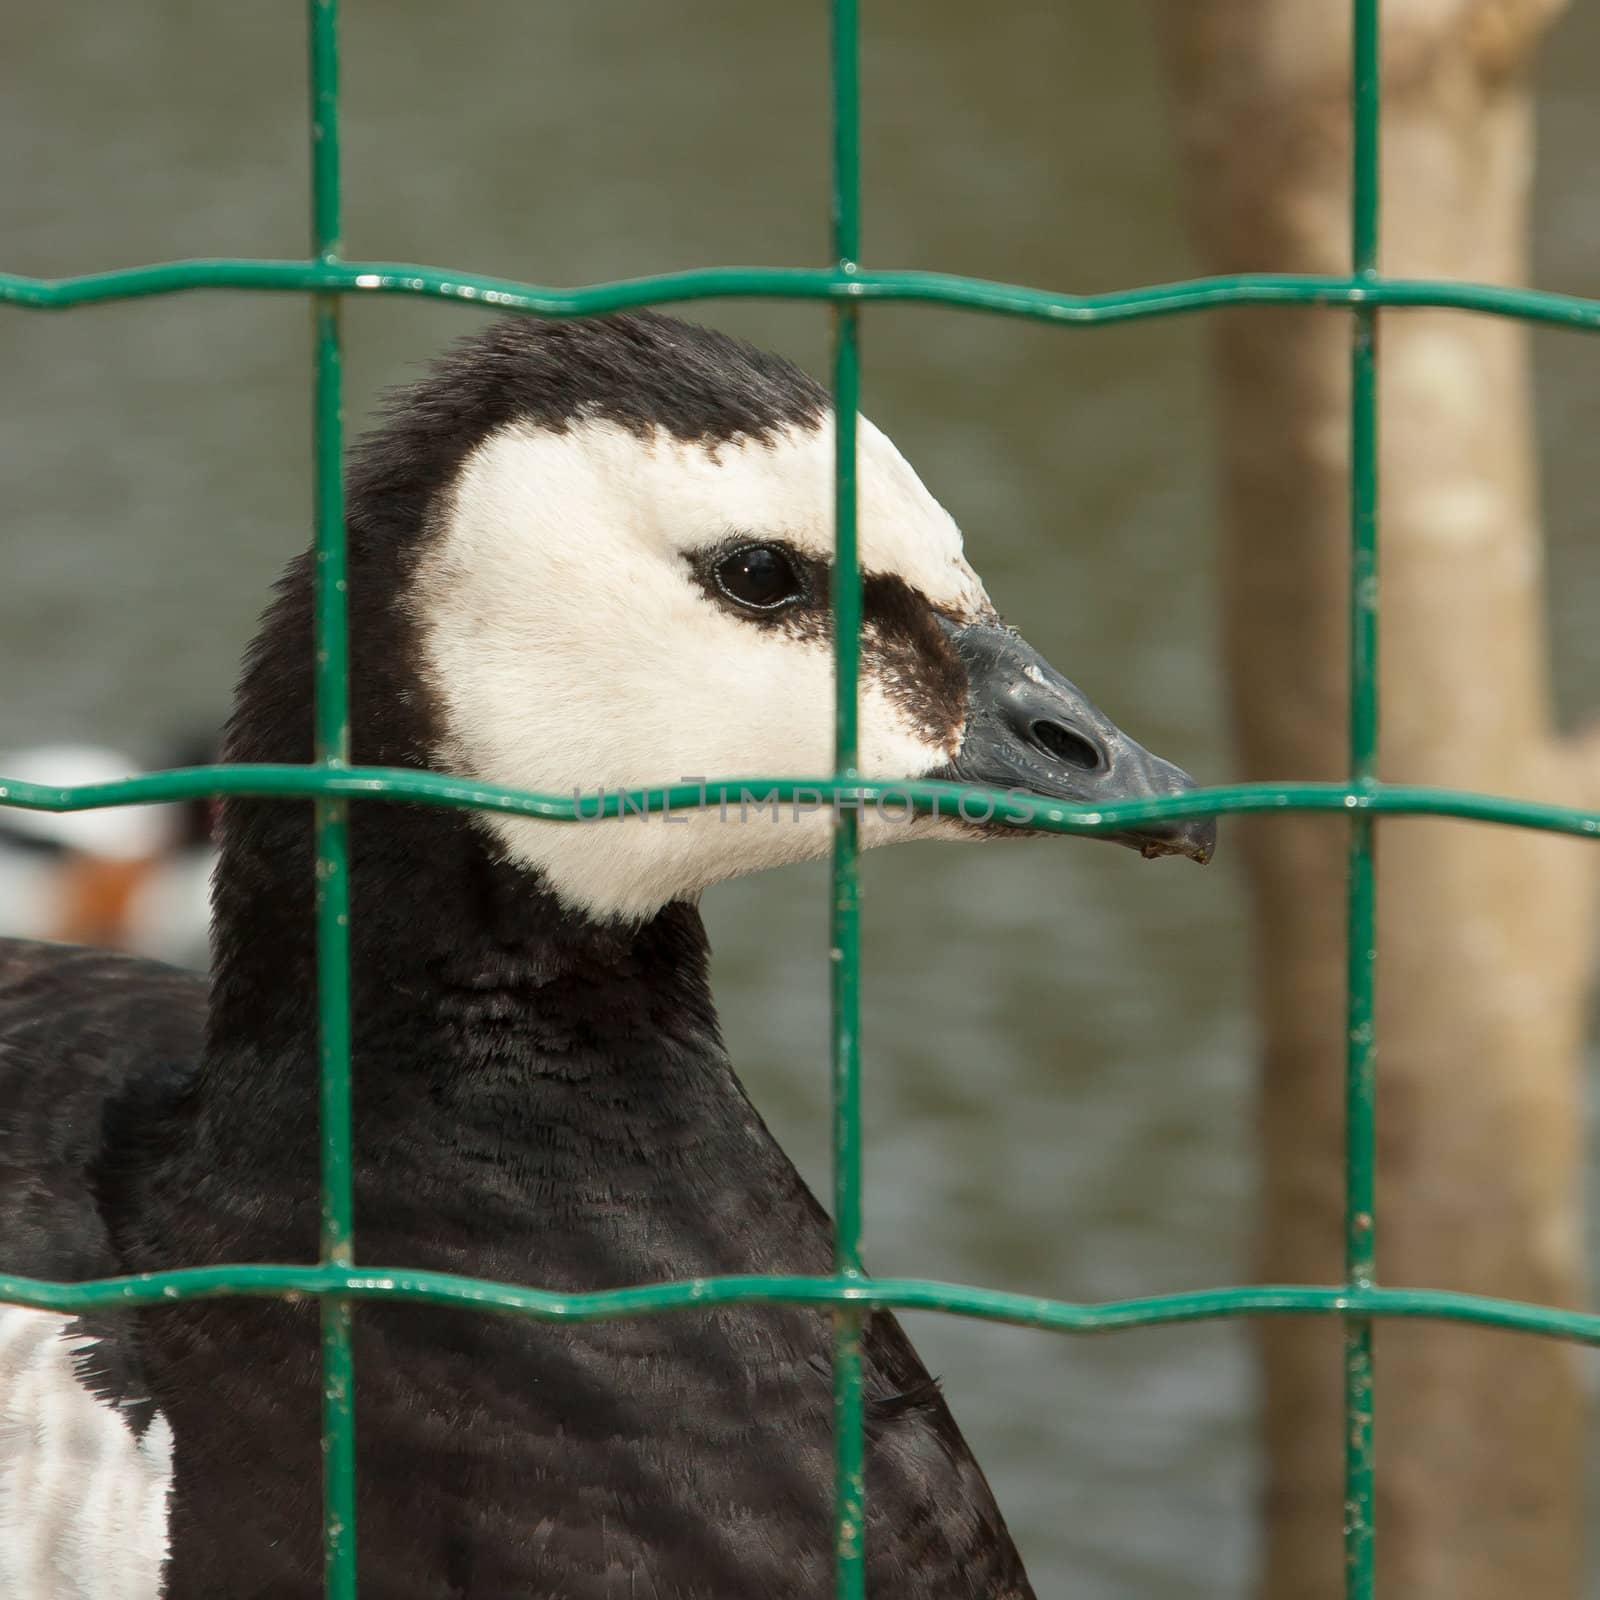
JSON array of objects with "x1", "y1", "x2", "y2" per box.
[{"x1": 714, "y1": 544, "x2": 804, "y2": 611}]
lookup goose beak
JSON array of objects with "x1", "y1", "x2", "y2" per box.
[{"x1": 940, "y1": 622, "x2": 1216, "y2": 865}]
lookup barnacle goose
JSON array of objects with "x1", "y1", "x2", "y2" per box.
[{"x1": 0, "y1": 312, "x2": 1213, "y2": 1599}]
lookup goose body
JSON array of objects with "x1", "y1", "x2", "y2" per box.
[{"x1": 0, "y1": 313, "x2": 1212, "y2": 1597}]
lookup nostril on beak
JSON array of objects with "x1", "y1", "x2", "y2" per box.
[{"x1": 1028, "y1": 719, "x2": 1105, "y2": 774}]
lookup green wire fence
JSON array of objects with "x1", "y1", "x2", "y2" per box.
[{"x1": 2, "y1": 3, "x2": 1599, "y2": 1597}]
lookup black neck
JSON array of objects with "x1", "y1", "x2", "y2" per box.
[{"x1": 208, "y1": 781, "x2": 719, "y2": 1069}]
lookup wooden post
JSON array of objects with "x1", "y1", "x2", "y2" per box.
[{"x1": 1157, "y1": 3, "x2": 1591, "y2": 1596}]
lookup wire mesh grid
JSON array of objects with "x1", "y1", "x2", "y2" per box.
[{"x1": 3, "y1": 3, "x2": 1600, "y2": 1596}]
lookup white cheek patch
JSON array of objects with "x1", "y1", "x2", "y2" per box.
[
  {"x1": 476, "y1": 675, "x2": 957, "y2": 922},
  {"x1": 414, "y1": 414, "x2": 992, "y2": 921},
  {"x1": 0, "y1": 1307, "x2": 172, "y2": 1600}
]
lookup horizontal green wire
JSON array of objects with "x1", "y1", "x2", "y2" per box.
[
  {"x1": 2, "y1": 765, "x2": 1597, "y2": 840},
  {"x1": 3, "y1": 260, "x2": 1599, "y2": 331},
  {"x1": 4, "y1": 1264, "x2": 1600, "y2": 1345}
]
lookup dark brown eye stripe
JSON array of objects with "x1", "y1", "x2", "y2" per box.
[{"x1": 859, "y1": 573, "x2": 969, "y2": 752}]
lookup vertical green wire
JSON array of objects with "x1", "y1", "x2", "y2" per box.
[
  {"x1": 829, "y1": 0, "x2": 865, "y2": 1595},
  {"x1": 308, "y1": 2, "x2": 357, "y2": 1595},
  {"x1": 1344, "y1": 1, "x2": 1380, "y2": 1595}
]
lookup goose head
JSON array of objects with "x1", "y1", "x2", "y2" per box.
[{"x1": 234, "y1": 312, "x2": 1212, "y2": 928}]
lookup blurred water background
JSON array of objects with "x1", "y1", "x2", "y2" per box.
[{"x1": 4, "y1": 5, "x2": 1599, "y2": 1593}]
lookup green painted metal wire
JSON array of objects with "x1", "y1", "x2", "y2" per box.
[
  {"x1": 5, "y1": 260, "x2": 1600, "y2": 332},
  {"x1": 6, "y1": 0, "x2": 1600, "y2": 1594},
  {"x1": 1342, "y1": 5, "x2": 1381, "y2": 1591},
  {"x1": 828, "y1": 2, "x2": 867, "y2": 1593},
  {"x1": 3, "y1": 767, "x2": 1599, "y2": 841},
  {"x1": 307, "y1": 3, "x2": 358, "y2": 1594},
  {"x1": 5, "y1": 1265, "x2": 1600, "y2": 1348}
]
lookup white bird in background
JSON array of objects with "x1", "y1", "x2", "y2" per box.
[{"x1": 0, "y1": 743, "x2": 215, "y2": 968}]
